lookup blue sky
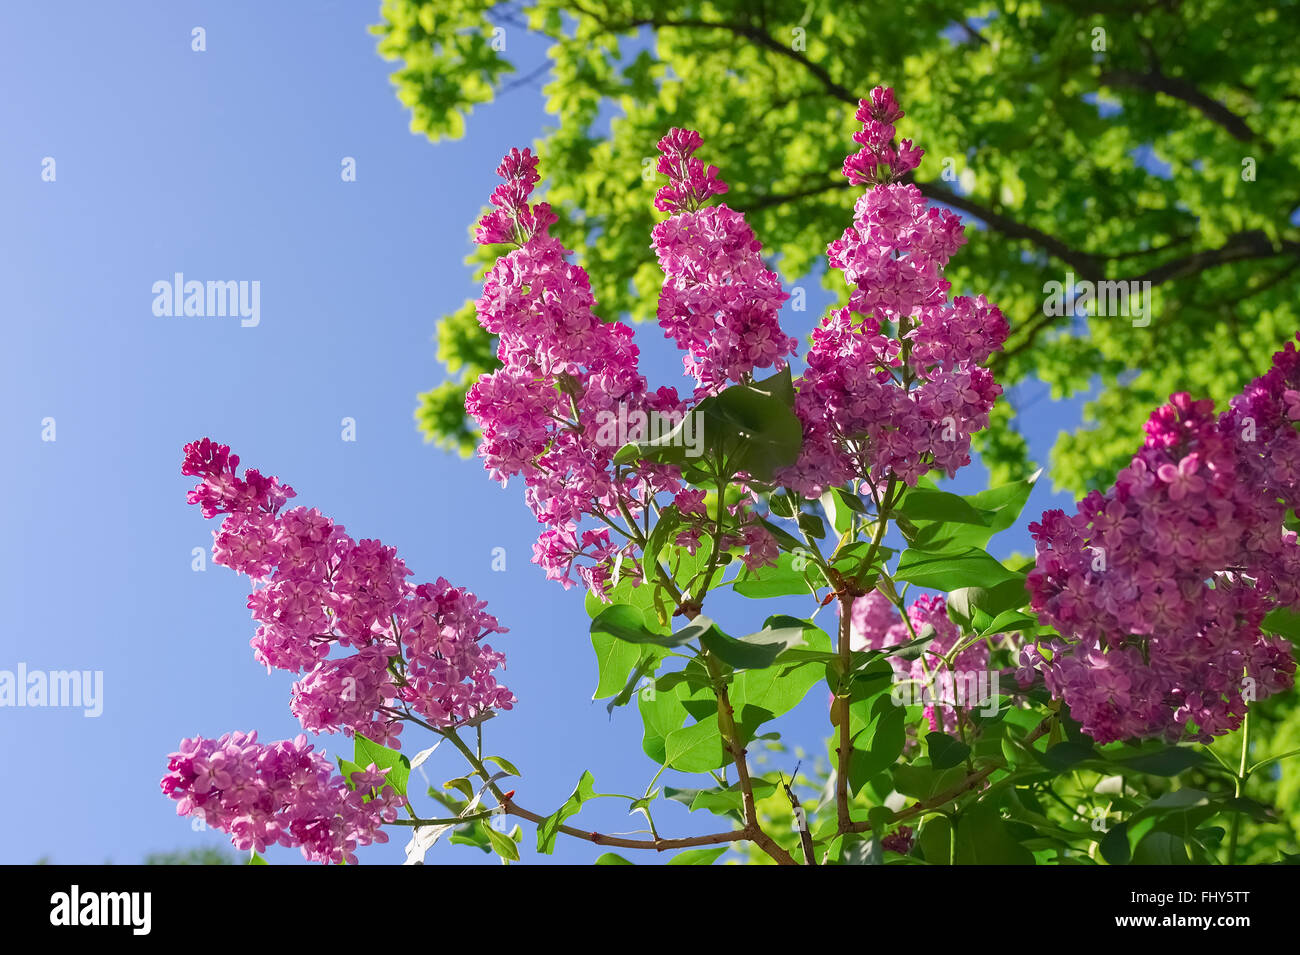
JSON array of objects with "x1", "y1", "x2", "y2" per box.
[{"x1": 0, "y1": 2, "x2": 1085, "y2": 865}]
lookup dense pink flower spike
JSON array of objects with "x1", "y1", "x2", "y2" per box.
[
  {"x1": 182, "y1": 439, "x2": 514, "y2": 744},
  {"x1": 651, "y1": 128, "x2": 798, "y2": 391},
  {"x1": 466, "y1": 147, "x2": 779, "y2": 591},
  {"x1": 1023, "y1": 338, "x2": 1300, "y2": 743},
  {"x1": 782, "y1": 87, "x2": 1009, "y2": 497},
  {"x1": 850, "y1": 591, "x2": 990, "y2": 735},
  {"x1": 160, "y1": 732, "x2": 403, "y2": 865}
]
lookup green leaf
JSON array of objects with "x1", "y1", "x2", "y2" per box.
[
  {"x1": 443, "y1": 776, "x2": 474, "y2": 800},
  {"x1": 768, "y1": 491, "x2": 798, "y2": 519},
  {"x1": 919, "y1": 817, "x2": 952, "y2": 865},
  {"x1": 604, "y1": 649, "x2": 665, "y2": 713},
  {"x1": 897, "y1": 488, "x2": 989, "y2": 525},
  {"x1": 821, "y1": 486, "x2": 867, "y2": 536},
  {"x1": 797, "y1": 512, "x2": 827, "y2": 540},
  {"x1": 590, "y1": 629, "x2": 645, "y2": 700},
  {"x1": 758, "y1": 518, "x2": 803, "y2": 552},
  {"x1": 616, "y1": 370, "x2": 800, "y2": 481},
  {"x1": 595, "y1": 852, "x2": 634, "y2": 865},
  {"x1": 449, "y1": 819, "x2": 493, "y2": 852},
  {"x1": 247, "y1": 852, "x2": 268, "y2": 865},
  {"x1": 1130, "y1": 830, "x2": 1191, "y2": 865},
  {"x1": 638, "y1": 681, "x2": 691, "y2": 765},
  {"x1": 699, "y1": 617, "x2": 808, "y2": 670},
  {"x1": 895, "y1": 547, "x2": 1023, "y2": 592},
  {"x1": 584, "y1": 575, "x2": 671, "y2": 632},
  {"x1": 894, "y1": 473, "x2": 1040, "y2": 556},
  {"x1": 664, "y1": 716, "x2": 727, "y2": 773},
  {"x1": 954, "y1": 802, "x2": 1035, "y2": 865},
  {"x1": 731, "y1": 624, "x2": 831, "y2": 740},
  {"x1": 687, "y1": 779, "x2": 778, "y2": 817},
  {"x1": 483, "y1": 755, "x2": 520, "y2": 777},
  {"x1": 486, "y1": 824, "x2": 520, "y2": 862},
  {"x1": 667, "y1": 847, "x2": 728, "y2": 865},
  {"x1": 927, "y1": 732, "x2": 972, "y2": 770},
  {"x1": 1262, "y1": 607, "x2": 1300, "y2": 639},
  {"x1": 968, "y1": 471, "x2": 1041, "y2": 536},
  {"x1": 948, "y1": 578, "x2": 1034, "y2": 629},
  {"x1": 1036, "y1": 740, "x2": 1099, "y2": 772},
  {"x1": 612, "y1": 409, "x2": 704, "y2": 471},
  {"x1": 590, "y1": 603, "x2": 693, "y2": 648},
  {"x1": 733, "y1": 551, "x2": 824, "y2": 598},
  {"x1": 701, "y1": 372, "x2": 803, "y2": 480},
  {"x1": 1116, "y1": 747, "x2": 1206, "y2": 776},
  {"x1": 849, "y1": 697, "x2": 906, "y2": 794},
  {"x1": 1100, "y1": 822, "x2": 1131, "y2": 865},
  {"x1": 537, "y1": 771, "x2": 599, "y2": 855},
  {"x1": 353, "y1": 734, "x2": 410, "y2": 797},
  {"x1": 893, "y1": 764, "x2": 968, "y2": 802},
  {"x1": 980, "y1": 608, "x2": 1038, "y2": 636}
]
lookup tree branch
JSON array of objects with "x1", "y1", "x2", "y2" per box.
[
  {"x1": 1100, "y1": 67, "x2": 1257, "y2": 142},
  {"x1": 913, "y1": 179, "x2": 1106, "y2": 280},
  {"x1": 705, "y1": 652, "x2": 799, "y2": 865},
  {"x1": 995, "y1": 233, "x2": 1300, "y2": 369},
  {"x1": 500, "y1": 799, "x2": 751, "y2": 852}
]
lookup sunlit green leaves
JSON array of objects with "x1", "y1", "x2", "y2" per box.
[
  {"x1": 733, "y1": 550, "x2": 826, "y2": 598},
  {"x1": 664, "y1": 716, "x2": 727, "y2": 773},
  {"x1": 589, "y1": 603, "x2": 692, "y2": 648},
  {"x1": 538, "y1": 770, "x2": 599, "y2": 854},
  {"x1": 895, "y1": 546, "x2": 1024, "y2": 592}
]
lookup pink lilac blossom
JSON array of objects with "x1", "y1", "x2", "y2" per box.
[
  {"x1": 182, "y1": 439, "x2": 513, "y2": 745},
  {"x1": 849, "y1": 591, "x2": 990, "y2": 736},
  {"x1": 781, "y1": 87, "x2": 1009, "y2": 497},
  {"x1": 1023, "y1": 338, "x2": 1300, "y2": 743},
  {"x1": 465, "y1": 148, "x2": 780, "y2": 593},
  {"x1": 651, "y1": 128, "x2": 798, "y2": 392},
  {"x1": 160, "y1": 731, "x2": 403, "y2": 865}
]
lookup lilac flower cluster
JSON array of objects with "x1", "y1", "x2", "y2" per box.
[
  {"x1": 466, "y1": 148, "x2": 784, "y2": 593},
  {"x1": 782, "y1": 88, "x2": 1009, "y2": 497},
  {"x1": 1023, "y1": 338, "x2": 1300, "y2": 742},
  {"x1": 161, "y1": 731, "x2": 402, "y2": 865},
  {"x1": 465, "y1": 149, "x2": 689, "y2": 594},
  {"x1": 181, "y1": 438, "x2": 513, "y2": 743},
  {"x1": 165, "y1": 440, "x2": 514, "y2": 862},
  {"x1": 850, "y1": 591, "x2": 989, "y2": 735},
  {"x1": 651, "y1": 128, "x2": 798, "y2": 392}
]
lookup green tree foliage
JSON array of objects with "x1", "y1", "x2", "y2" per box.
[{"x1": 373, "y1": 0, "x2": 1300, "y2": 492}]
